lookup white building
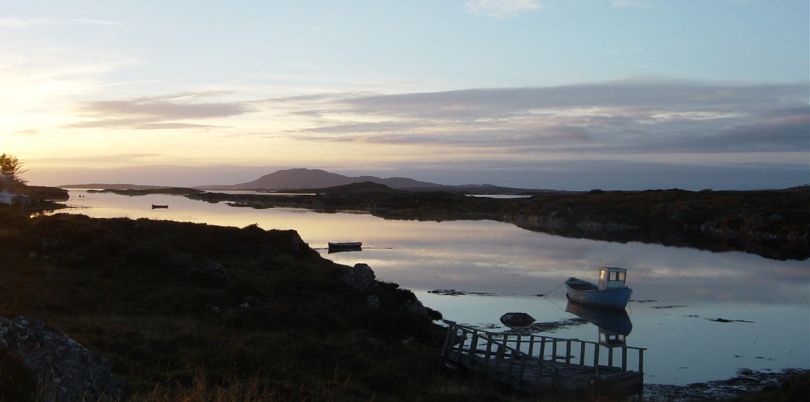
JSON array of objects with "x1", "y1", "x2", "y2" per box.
[
  {"x1": 0, "y1": 173, "x2": 30, "y2": 205},
  {"x1": 0, "y1": 190, "x2": 30, "y2": 206}
]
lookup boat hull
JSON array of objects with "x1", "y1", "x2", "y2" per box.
[
  {"x1": 566, "y1": 279, "x2": 632, "y2": 309},
  {"x1": 328, "y1": 242, "x2": 362, "y2": 253}
]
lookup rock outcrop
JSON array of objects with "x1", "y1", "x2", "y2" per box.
[
  {"x1": 170, "y1": 254, "x2": 231, "y2": 287},
  {"x1": 500, "y1": 312, "x2": 535, "y2": 328},
  {"x1": 0, "y1": 316, "x2": 124, "y2": 402},
  {"x1": 342, "y1": 263, "x2": 376, "y2": 292}
]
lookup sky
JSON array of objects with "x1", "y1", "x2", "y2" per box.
[{"x1": 1, "y1": 0, "x2": 808, "y2": 190}]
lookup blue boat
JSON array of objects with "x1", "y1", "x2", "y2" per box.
[{"x1": 565, "y1": 267, "x2": 632, "y2": 309}]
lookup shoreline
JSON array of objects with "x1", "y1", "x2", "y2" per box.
[
  {"x1": 80, "y1": 184, "x2": 810, "y2": 261},
  {"x1": 0, "y1": 203, "x2": 804, "y2": 400}
]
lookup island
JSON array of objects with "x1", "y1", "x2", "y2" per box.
[{"x1": 90, "y1": 182, "x2": 810, "y2": 261}]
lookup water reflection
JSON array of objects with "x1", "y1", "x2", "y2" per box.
[
  {"x1": 566, "y1": 302, "x2": 632, "y2": 348},
  {"x1": 566, "y1": 302, "x2": 633, "y2": 337},
  {"x1": 52, "y1": 190, "x2": 810, "y2": 385},
  {"x1": 57, "y1": 190, "x2": 810, "y2": 305}
]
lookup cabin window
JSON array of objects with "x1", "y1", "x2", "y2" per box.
[{"x1": 618, "y1": 272, "x2": 626, "y2": 281}]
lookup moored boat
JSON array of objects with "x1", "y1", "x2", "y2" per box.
[
  {"x1": 151, "y1": 204, "x2": 169, "y2": 209},
  {"x1": 566, "y1": 266, "x2": 632, "y2": 309},
  {"x1": 328, "y1": 242, "x2": 362, "y2": 253}
]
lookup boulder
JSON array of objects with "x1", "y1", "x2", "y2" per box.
[
  {"x1": 0, "y1": 316, "x2": 124, "y2": 402},
  {"x1": 342, "y1": 263, "x2": 376, "y2": 292},
  {"x1": 500, "y1": 312, "x2": 535, "y2": 327},
  {"x1": 365, "y1": 295, "x2": 381, "y2": 310},
  {"x1": 170, "y1": 254, "x2": 231, "y2": 287}
]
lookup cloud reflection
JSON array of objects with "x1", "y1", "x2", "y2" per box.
[{"x1": 59, "y1": 190, "x2": 810, "y2": 306}]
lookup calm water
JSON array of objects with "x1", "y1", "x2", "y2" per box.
[{"x1": 58, "y1": 190, "x2": 810, "y2": 385}]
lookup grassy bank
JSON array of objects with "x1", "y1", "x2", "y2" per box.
[{"x1": 0, "y1": 207, "x2": 527, "y2": 401}]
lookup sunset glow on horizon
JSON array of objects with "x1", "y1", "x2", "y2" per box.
[{"x1": 1, "y1": 0, "x2": 808, "y2": 189}]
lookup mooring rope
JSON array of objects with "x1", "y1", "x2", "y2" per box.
[{"x1": 536, "y1": 280, "x2": 566, "y2": 297}]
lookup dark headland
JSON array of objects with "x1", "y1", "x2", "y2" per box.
[
  {"x1": 69, "y1": 168, "x2": 810, "y2": 260},
  {"x1": 1, "y1": 189, "x2": 474, "y2": 401}
]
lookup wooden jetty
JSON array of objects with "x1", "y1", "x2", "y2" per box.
[{"x1": 441, "y1": 321, "x2": 645, "y2": 396}]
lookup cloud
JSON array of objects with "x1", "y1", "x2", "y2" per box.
[
  {"x1": 67, "y1": 92, "x2": 254, "y2": 130},
  {"x1": 28, "y1": 153, "x2": 161, "y2": 165},
  {"x1": 279, "y1": 79, "x2": 809, "y2": 155},
  {"x1": 465, "y1": 0, "x2": 542, "y2": 18}
]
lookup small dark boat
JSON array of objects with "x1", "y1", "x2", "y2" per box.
[
  {"x1": 151, "y1": 204, "x2": 169, "y2": 209},
  {"x1": 328, "y1": 242, "x2": 362, "y2": 253}
]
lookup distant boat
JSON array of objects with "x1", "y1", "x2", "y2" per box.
[
  {"x1": 151, "y1": 204, "x2": 169, "y2": 209},
  {"x1": 328, "y1": 242, "x2": 362, "y2": 253},
  {"x1": 566, "y1": 267, "x2": 632, "y2": 309}
]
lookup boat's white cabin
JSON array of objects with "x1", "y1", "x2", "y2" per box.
[{"x1": 598, "y1": 266, "x2": 627, "y2": 290}]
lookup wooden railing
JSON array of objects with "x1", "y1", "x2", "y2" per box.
[{"x1": 441, "y1": 321, "x2": 645, "y2": 390}]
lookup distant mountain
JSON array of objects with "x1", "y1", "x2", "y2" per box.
[
  {"x1": 200, "y1": 168, "x2": 449, "y2": 191},
  {"x1": 66, "y1": 169, "x2": 552, "y2": 194}
]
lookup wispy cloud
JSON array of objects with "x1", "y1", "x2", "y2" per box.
[
  {"x1": 465, "y1": 0, "x2": 542, "y2": 18},
  {"x1": 67, "y1": 92, "x2": 255, "y2": 130},
  {"x1": 275, "y1": 79, "x2": 810, "y2": 155}
]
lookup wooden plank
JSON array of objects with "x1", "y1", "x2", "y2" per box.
[
  {"x1": 468, "y1": 332, "x2": 479, "y2": 369},
  {"x1": 639, "y1": 349, "x2": 644, "y2": 374},
  {"x1": 552, "y1": 339, "x2": 558, "y2": 362},
  {"x1": 442, "y1": 323, "x2": 457, "y2": 358},
  {"x1": 518, "y1": 353, "x2": 527, "y2": 388},
  {"x1": 539, "y1": 338, "x2": 546, "y2": 368},
  {"x1": 441, "y1": 324, "x2": 644, "y2": 397},
  {"x1": 456, "y1": 328, "x2": 466, "y2": 353},
  {"x1": 507, "y1": 350, "x2": 516, "y2": 386},
  {"x1": 483, "y1": 335, "x2": 493, "y2": 374},
  {"x1": 622, "y1": 347, "x2": 627, "y2": 371},
  {"x1": 579, "y1": 342, "x2": 586, "y2": 365},
  {"x1": 565, "y1": 340, "x2": 572, "y2": 364},
  {"x1": 495, "y1": 343, "x2": 505, "y2": 371}
]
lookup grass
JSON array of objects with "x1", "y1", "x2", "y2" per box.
[{"x1": 0, "y1": 208, "x2": 543, "y2": 401}]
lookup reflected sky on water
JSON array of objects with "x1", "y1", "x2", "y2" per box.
[{"x1": 57, "y1": 190, "x2": 810, "y2": 384}]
